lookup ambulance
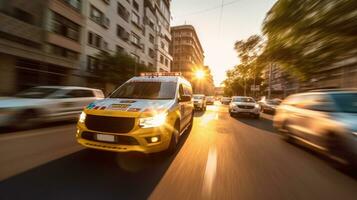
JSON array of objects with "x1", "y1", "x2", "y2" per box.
[{"x1": 76, "y1": 72, "x2": 194, "y2": 154}]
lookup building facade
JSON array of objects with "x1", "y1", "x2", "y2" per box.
[
  {"x1": 80, "y1": 0, "x2": 172, "y2": 91},
  {"x1": 0, "y1": 0, "x2": 84, "y2": 95},
  {"x1": 170, "y1": 25, "x2": 204, "y2": 80},
  {"x1": 0, "y1": 0, "x2": 173, "y2": 95}
]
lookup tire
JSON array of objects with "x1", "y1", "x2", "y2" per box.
[
  {"x1": 326, "y1": 133, "x2": 355, "y2": 169},
  {"x1": 253, "y1": 114, "x2": 260, "y2": 119},
  {"x1": 166, "y1": 121, "x2": 180, "y2": 155},
  {"x1": 280, "y1": 121, "x2": 293, "y2": 143}
]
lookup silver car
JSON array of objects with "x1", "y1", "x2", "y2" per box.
[
  {"x1": 229, "y1": 96, "x2": 260, "y2": 119},
  {"x1": 274, "y1": 89, "x2": 357, "y2": 167},
  {"x1": 0, "y1": 86, "x2": 104, "y2": 129}
]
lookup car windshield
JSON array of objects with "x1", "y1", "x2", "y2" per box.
[
  {"x1": 15, "y1": 88, "x2": 58, "y2": 98},
  {"x1": 232, "y1": 97, "x2": 255, "y2": 103},
  {"x1": 193, "y1": 96, "x2": 204, "y2": 99},
  {"x1": 109, "y1": 81, "x2": 176, "y2": 100},
  {"x1": 330, "y1": 93, "x2": 357, "y2": 113}
]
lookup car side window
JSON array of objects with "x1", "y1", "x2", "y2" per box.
[
  {"x1": 306, "y1": 94, "x2": 335, "y2": 112},
  {"x1": 67, "y1": 90, "x2": 95, "y2": 98}
]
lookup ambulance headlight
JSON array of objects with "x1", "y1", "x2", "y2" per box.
[
  {"x1": 79, "y1": 112, "x2": 86, "y2": 123},
  {"x1": 139, "y1": 112, "x2": 167, "y2": 128}
]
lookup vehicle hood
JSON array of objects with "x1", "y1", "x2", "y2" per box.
[
  {"x1": 0, "y1": 97, "x2": 49, "y2": 108},
  {"x1": 84, "y1": 98, "x2": 176, "y2": 117},
  {"x1": 333, "y1": 112, "x2": 357, "y2": 131}
]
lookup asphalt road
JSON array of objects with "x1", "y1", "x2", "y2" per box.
[{"x1": 0, "y1": 103, "x2": 357, "y2": 200}]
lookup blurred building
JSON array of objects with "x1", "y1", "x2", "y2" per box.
[
  {"x1": 170, "y1": 25, "x2": 204, "y2": 81},
  {"x1": 0, "y1": 0, "x2": 173, "y2": 95},
  {"x1": 0, "y1": 0, "x2": 84, "y2": 95},
  {"x1": 81, "y1": 0, "x2": 172, "y2": 91}
]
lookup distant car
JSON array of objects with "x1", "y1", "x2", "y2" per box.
[
  {"x1": 229, "y1": 96, "x2": 260, "y2": 119},
  {"x1": 206, "y1": 96, "x2": 215, "y2": 105},
  {"x1": 259, "y1": 98, "x2": 282, "y2": 114},
  {"x1": 0, "y1": 86, "x2": 104, "y2": 129},
  {"x1": 193, "y1": 94, "x2": 206, "y2": 111},
  {"x1": 274, "y1": 90, "x2": 357, "y2": 167},
  {"x1": 221, "y1": 97, "x2": 232, "y2": 105}
]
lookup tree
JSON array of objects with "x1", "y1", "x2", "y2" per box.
[
  {"x1": 223, "y1": 35, "x2": 264, "y2": 97},
  {"x1": 262, "y1": 0, "x2": 357, "y2": 80},
  {"x1": 95, "y1": 51, "x2": 152, "y2": 84}
]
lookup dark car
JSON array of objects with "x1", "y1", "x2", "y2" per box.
[{"x1": 258, "y1": 98, "x2": 282, "y2": 114}]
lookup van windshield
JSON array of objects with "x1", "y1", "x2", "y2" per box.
[{"x1": 109, "y1": 81, "x2": 176, "y2": 100}]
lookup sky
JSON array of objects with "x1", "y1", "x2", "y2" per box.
[{"x1": 171, "y1": 0, "x2": 277, "y2": 86}]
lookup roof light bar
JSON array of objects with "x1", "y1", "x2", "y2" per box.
[{"x1": 140, "y1": 72, "x2": 182, "y2": 77}]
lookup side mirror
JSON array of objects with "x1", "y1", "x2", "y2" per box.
[{"x1": 179, "y1": 95, "x2": 191, "y2": 102}]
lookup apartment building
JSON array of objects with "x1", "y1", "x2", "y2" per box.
[
  {"x1": 81, "y1": 0, "x2": 172, "y2": 90},
  {"x1": 0, "y1": 0, "x2": 84, "y2": 95},
  {"x1": 170, "y1": 25, "x2": 204, "y2": 80}
]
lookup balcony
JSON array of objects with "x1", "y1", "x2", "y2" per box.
[{"x1": 0, "y1": 13, "x2": 44, "y2": 44}]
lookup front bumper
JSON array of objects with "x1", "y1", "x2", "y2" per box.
[
  {"x1": 194, "y1": 103, "x2": 203, "y2": 108},
  {"x1": 76, "y1": 123, "x2": 172, "y2": 154}
]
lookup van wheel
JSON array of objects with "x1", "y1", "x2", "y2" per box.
[{"x1": 166, "y1": 121, "x2": 180, "y2": 155}]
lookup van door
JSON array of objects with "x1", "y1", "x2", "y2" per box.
[{"x1": 178, "y1": 84, "x2": 192, "y2": 131}]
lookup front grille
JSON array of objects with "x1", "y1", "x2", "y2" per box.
[
  {"x1": 85, "y1": 114, "x2": 135, "y2": 133},
  {"x1": 237, "y1": 105, "x2": 254, "y2": 109},
  {"x1": 81, "y1": 131, "x2": 139, "y2": 145}
]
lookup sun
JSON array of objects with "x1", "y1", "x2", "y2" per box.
[{"x1": 195, "y1": 70, "x2": 205, "y2": 79}]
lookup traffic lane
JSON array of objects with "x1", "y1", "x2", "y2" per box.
[
  {"x1": 150, "y1": 104, "x2": 357, "y2": 200},
  {"x1": 0, "y1": 124, "x2": 82, "y2": 181},
  {"x1": 0, "y1": 126, "x2": 191, "y2": 200}
]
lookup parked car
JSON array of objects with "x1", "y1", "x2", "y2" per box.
[
  {"x1": 258, "y1": 98, "x2": 282, "y2": 114},
  {"x1": 193, "y1": 94, "x2": 207, "y2": 111},
  {"x1": 0, "y1": 86, "x2": 104, "y2": 129},
  {"x1": 274, "y1": 89, "x2": 357, "y2": 167},
  {"x1": 229, "y1": 96, "x2": 260, "y2": 119},
  {"x1": 221, "y1": 97, "x2": 232, "y2": 105},
  {"x1": 206, "y1": 96, "x2": 215, "y2": 105}
]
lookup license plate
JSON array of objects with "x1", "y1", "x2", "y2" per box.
[
  {"x1": 111, "y1": 104, "x2": 130, "y2": 109},
  {"x1": 96, "y1": 134, "x2": 115, "y2": 142}
]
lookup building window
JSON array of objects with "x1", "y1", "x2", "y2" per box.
[
  {"x1": 130, "y1": 32, "x2": 140, "y2": 46},
  {"x1": 160, "y1": 55, "x2": 164, "y2": 64},
  {"x1": 90, "y1": 5, "x2": 108, "y2": 28},
  {"x1": 49, "y1": 44, "x2": 78, "y2": 60},
  {"x1": 116, "y1": 25, "x2": 129, "y2": 41},
  {"x1": 131, "y1": 12, "x2": 140, "y2": 26},
  {"x1": 131, "y1": 53, "x2": 140, "y2": 62},
  {"x1": 62, "y1": 0, "x2": 81, "y2": 11},
  {"x1": 161, "y1": 41, "x2": 165, "y2": 49},
  {"x1": 13, "y1": 8, "x2": 34, "y2": 24},
  {"x1": 148, "y1": 48, "x2": 155, "y2": 58},
  {"x1": 50, "y1": 11, "x2": 80, "y2": 41},
  {"x1": 117, "y1": 2, "x2": 129, "y2": 21},
  {"x1": 116, "y1": 45, "x2": 124, "y2": 53},
  {"x1": 165, "y1": 58, "x2": 168, "y2": 66},
  {"x1": 149, "y1": 34, "x2": 154, "y2": 44},
  {"x1": 133, "y1": 0, "x2": 139, "y2": 11},
  {"x1": 87, "y1": 56, "x2": 100, "y2": 71},
  {"x1": 88, "y1": 31, "x2": 102, "y2": 49}
]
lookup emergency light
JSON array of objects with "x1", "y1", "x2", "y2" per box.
[{"x1": 140, "y1": 72, "x2": 182, "y2": 77}]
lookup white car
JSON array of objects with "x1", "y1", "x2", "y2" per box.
[
  {"x1": 0, "y1": 86, "x2": 104, "y2": 129},
  {"x1": 229, "y1": 96, "x2": 260, "y2": 119},
  {"x1": 193, "y1": 94, "x2": 207, "y2": 111}
]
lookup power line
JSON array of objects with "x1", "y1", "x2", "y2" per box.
[{"x1": 175, "y1": 0, "x2": 241, "y2": 19}]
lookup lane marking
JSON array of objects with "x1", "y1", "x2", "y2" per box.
[{"x1": 202, "y1": 146, "x2": 217, "y2": 198}]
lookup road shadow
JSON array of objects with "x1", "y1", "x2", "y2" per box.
[
  {"x1": 232, "y1": 115, "x2": 277, "y2": 133},
  {"x1": 0, "y1": 120, "x2": 76, "y2": 134},
  {"x1": 0, "y1": 130, "x2": 191, "y2": 200}
]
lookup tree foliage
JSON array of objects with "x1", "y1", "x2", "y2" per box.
[
  {"x1": 224, "y1": 35, "x2": 265, "y2": 96},
  {"x1": 262, "y1": 0, "x2": 357, "y2": 80},
  {"x1": 95, "y1": 51, "x2": 152, "y2": 84}
]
